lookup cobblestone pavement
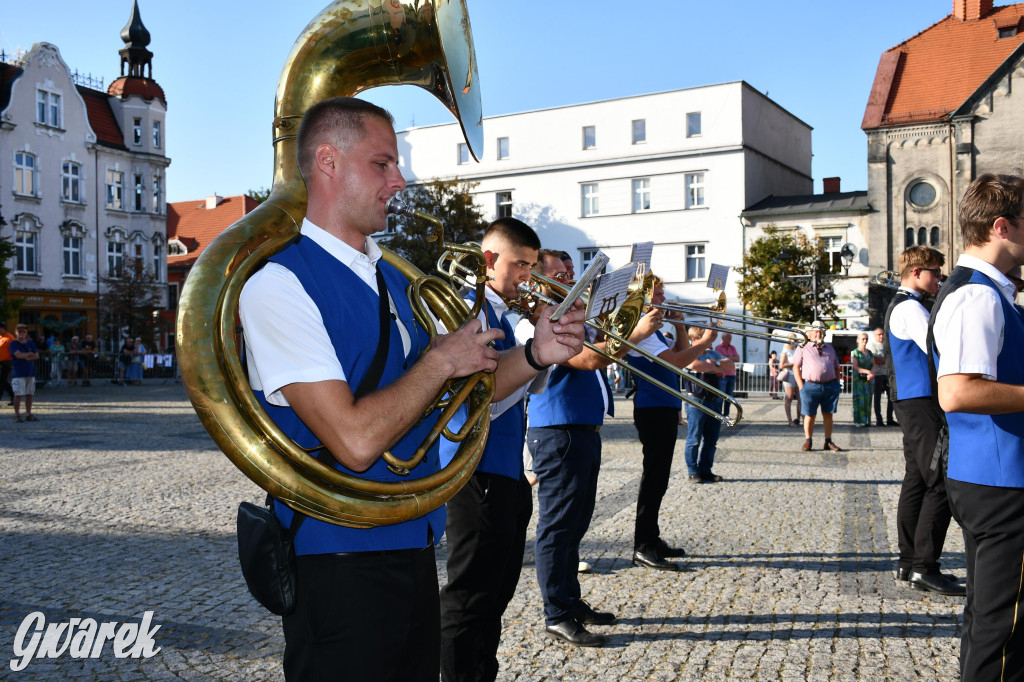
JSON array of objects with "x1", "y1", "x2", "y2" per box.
[{"x1": 0, "y1": 384, "x2": 964, "y2": 680}]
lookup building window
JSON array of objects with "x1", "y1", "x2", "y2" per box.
[
  {"x1": 15, "y1": 230, "x2": 37, "y2": 274},
  {"x1": 497, "y1": 137, "x2": 509, "y2": 160},
  {"x1": 63, "y1": 236, "x2": 82, "y2": 276},
  {"x1": 685, "y1": 172, "x2": 705, "y2": 208},
  {"x1": 62, "y1": 162, "x2": 82, "y2": 202},
  {"x1": 581, "y1": 183, "x2": 599, "y2": 217},
  {"x1": 15, "y1": 152, "x2": 37, "y2": 196},
  {"x1": 632, "y1": 119, "x2": 646, "y2": 144},
  {"x1": 905, "y1": 227, "x2": 915, "y2": 247},
  {"x1": 908, "y1": 181, "x2": 937, "y2": 208},
  {"x1": 998, "y1": 26, "x2": 1018, "y2": 38},
  {"x1": 632, "y1": 178, "x2": 651, "y2": 212},
  {"x1": 582, "y1": 125, "x2": 596, "y2": 150},
  {"x1": 134, "y1": 174, "x2": 145, "y2": 211},
  {"x1": 133, "y1": 118, "x2": 143, "y2": 146},
  {"x1": 457, "y1": 143, "x2": 470, "y2": 165},
  {"x1": 580, "y1": 248, "x2": 602, "y2": 273},
  {"x1": 687, "y1": 112, "x2": 702, "y2": 138},
  {"x1": 819, "y1": 235, "x2": 845, "y2": 273},
  {"x1": 106, "y1": 169, "x2": 124, "y2": 210},
  {"x1": 917, "y1": 227, "x2": 927, "y2": 247},
  {"x1": 153, "y1": 121, "x2": 161, "y2": 148},
  {"x1": 36, "y1": 89, "x2": 61, "y2": 128},
  {"x1": 108, "y1": 235, "x2": 125, "y2": 277},
  {"x1": 930, "y1": 226, "x2": 940, "y2": 246},
  {"x1": 686, "y1": 244, "x2": 706, "y2": 281},
  {"x1": 153, "y1": 241, "x2": 163, "y2": 281},
  {"x1": 152, "y1": 176, "x2": 162, "y2": 214},
  {"x1": 496, "y1": 191, "x2": 512, "y2": 218},
  {"x1": 168, "y1": 282, "x2": 179, "y2": 310},
  {"x1": 168, "y1": 239, "x2": 187, "y2": 256}
]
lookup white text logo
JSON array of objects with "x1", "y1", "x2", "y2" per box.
[{"x1": 10, "y1": 611, "x2": 161, "y2": 672}]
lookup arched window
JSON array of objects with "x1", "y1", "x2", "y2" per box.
[
  {"x1": 15, "y1": 152, "x2": 37, "y2": 196},
  {"x1": 918, "y1": 227, "x2": 927, "y2": 246},
  {"x1": 930, "y1": 226, "x2": 940, "y2": 246},
  {"x1": 905, "y1": 227, "x2": 915, "y2": 247},
  {"x1": 60, "y1": 221, "x2": 87, "y2": 277},
  {"x1": 13, "y1": 214, "x2": 42, "y2": 274},
  {"x1": 106, "y1": 227, "x2": 127, "y2": 277}
]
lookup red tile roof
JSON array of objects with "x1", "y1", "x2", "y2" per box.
[
  {"x1": 108, "y1": 76, "x2": 166, "y2": 105},
  {"x1": 166, "y1": 195, "x2": 261, "y2": 268},
  {"x1": 76, "y1": 86, "x2": 127, "y2": 149},
  {"x1": 862, "y1": 2, "x2": 1024, "y2": 129}
]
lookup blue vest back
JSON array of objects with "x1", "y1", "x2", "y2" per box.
[
  {"x1": 528, "y1": 365, "x2": 609, "y2": 427},
  {"x1": 936, "y1": 268, "x2": 1024, "y2": 487},
  {"x1": 439, "y1": 295, "x2": 525, "y2": 480},
  {"x1": 255, "y1": 237, "x2": 445, "y2": 554},
  {"x1": 884, "y1": 292, "x2": 932, "y2": 400},
  {"x1": 625, "y1": 331, "x2": 681, "y2": 409}
]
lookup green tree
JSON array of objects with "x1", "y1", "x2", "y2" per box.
[
  {"x1": 98, "y1": 258, "x2": 164, "y2": 347},
  {"x1": 735, "y1": 226, "x2": 838, "y2": 323},
  {"x1": 0, "y1": 234, "x2": 22, "y2": 323},
  {"x1": 247, "y1": 186, "x2": 271, "y2": 203},
  {"x1": 384, "y1": 178, "x2": 486, "y2": 275}
]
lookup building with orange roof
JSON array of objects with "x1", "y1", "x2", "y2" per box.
[
  {"x1": 0, "y1": 1, "x2": 170, "y2": 350},
  {"x1": 162, "y1": 193, "x2": 260, "y2": 349},
  {"x1": 863, "y1": 0, "x2": 1024, "y2": 317}
]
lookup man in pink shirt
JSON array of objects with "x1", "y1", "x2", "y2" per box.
[
  {"x1": 713, "y1": 333, "x2": 740, "y2": 417},
  {"x1": 793, "y1": 321, "x2": 843, "y2": 452}
]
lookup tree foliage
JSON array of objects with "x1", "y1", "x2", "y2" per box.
[
  {"x1": 247, "y1": 187, "x2": 271, "y2": 203},
  {"x1": 735, "y1": 226, "x2": 839, "y2": 323},
  {"x1": 98, "y1": 258, "x2": 164, "y2": 347},
  {"x1": 384, "y1": 178, "x2": 486, "y2": 275},
  {"x1": 0, "y1": 234, "x2": 22, "y2": 323}
]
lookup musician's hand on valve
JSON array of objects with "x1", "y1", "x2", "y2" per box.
[
  {"x1": 429, "y1": 319, "x2": 503, "y2": 377},
  {"x1": 533, "y1": 306, "x2": 587, "y2": 365}
]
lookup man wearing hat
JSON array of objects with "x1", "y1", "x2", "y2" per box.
[{"x1": 792, "y1": 321, "x2": 842, "y2": 452}]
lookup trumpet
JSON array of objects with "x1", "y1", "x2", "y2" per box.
[
  {"x1": 874, "y1": 270, "x2": 900, "y2": 290},
  {"x1": 650, "y1": 293, "x2": 810, "y2": 346}
]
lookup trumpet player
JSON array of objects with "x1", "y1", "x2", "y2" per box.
[{"x1": 238, "y1": 98, "x2": 586, "y2": 681}]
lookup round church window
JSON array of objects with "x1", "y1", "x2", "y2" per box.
[{"x1": 909, "y1": 181, "x2": 937, "y2": 208}]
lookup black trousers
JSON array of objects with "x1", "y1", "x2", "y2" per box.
[
  {"x1": 440, "y1": 472, "x2": 533, "y2": 682},
  {"x1": 632, "y1": 406, "x2": 680, "y2": 550},
  {"x1": 947, "y1": 479, "x2": 1024, "y2": 682},
  {"x1": 873, "y1": 375, "x2": 894, "y2": 424},
  {"x1": 282, "y1": 545, "x2": 439, "y2": 682},
  {"x1": 0, "y1": 360, "x2": 12, "y2": 401},
  {"x1": 893, "y1": 398, "x2": 952, "y2": 574}
]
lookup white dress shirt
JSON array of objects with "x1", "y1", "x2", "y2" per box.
[
  {"x1": 888, "y1": 287, "x2": 931, "y2": 354},
  {"x1": 933, "y1": 253, "x2": 1017, "y2": 381}
]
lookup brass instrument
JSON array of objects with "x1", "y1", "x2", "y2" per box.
[
  {"x1": 651, "y1": 293, "x2": 810, "y2": 346},
  {"x1": 176, "y1": 0, "x2": 493, "y2": 528},
  {"x1": 874, "y1": 270, "x2": 901, "y2": 290},
  {"x1": 512, "y1": 273, "x2": 743, "y2": 427}
]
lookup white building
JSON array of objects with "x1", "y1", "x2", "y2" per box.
[
  {"x1": 397, "y1": 82, "x2": 813, "y2": 312},
  {"x1": 0, "y1": 1, "x2": 169, "y2": 345}
]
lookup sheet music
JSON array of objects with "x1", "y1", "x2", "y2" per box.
[
  {"x1": 547, "y1": 252, "x2": 609, "y2": 320},
  {"x1": 585, "y1": 263, "x2": 637, "y2": 321}
]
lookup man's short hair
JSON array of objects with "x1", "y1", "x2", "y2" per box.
[
  {"x1": 482, "y1": 217, "x2": 540, "y2": 251},
  {"x1": 535, "y1": 249, "x2": 563, "y2": 270},
  {"x1": 559, "y1": 251, "x2": 572, "y2": 262},
  {"x1": 898, "y1": 246, "x2": 945, "y2": 279},
  {"x1": 15, "y1": 324, "x2": 27, "y2": 331},
  {"x1": 296, "y1": 97, "x2": 395, "y2": 185},
  {"x1": 687, "y1": 326, "x2": 704, "y2": 341},
  {"x1": 958, "y1": 173, "x2": 1024, "y2": 247}
]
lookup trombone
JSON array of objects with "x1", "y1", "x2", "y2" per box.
[
  {"x1": 874, "y1": 270, "x2": 900, "y2": 290},
  {"x1": 648, "y1": 292, "x2": 809, "y2": 346}
]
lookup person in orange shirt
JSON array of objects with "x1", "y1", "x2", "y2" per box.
[{"x1": 0, "y1": 322, "x2": 15, "y2": 406}]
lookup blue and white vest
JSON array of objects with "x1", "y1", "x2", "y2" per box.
[
  {"x1": 527, "y1": 333, "x2": 612, "y2": 427},
  {"x1": 932, "y1": 267, "x2": 1024, "y2": 488},
  {"x1": 254, "y1": 236, "x2": 445, "y2": 554},
  {"x1": 625, "y1": 331, "x2": 681, "y2": 409},
  {"x1": 884, "y1": 291, "x2": 932, "y2": 401},
  {"x1": 439, "y1": 295, "x2": 525, "y2": 480}
]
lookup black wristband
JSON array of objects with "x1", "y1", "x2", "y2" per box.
[{"x1": 524, "y1": 338, "x2": 551, "y2": 371}]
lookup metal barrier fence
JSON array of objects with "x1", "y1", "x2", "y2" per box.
[
  {"x1": 735, "y1": 362, "x2": 855, "y2": 396},
  {"x1": 19, "y1": 352, "x2": 180, "y2": 387}
]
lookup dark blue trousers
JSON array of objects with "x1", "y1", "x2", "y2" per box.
[{"x1": 528, "y1": 426, "x2": 601, "y2": 626}]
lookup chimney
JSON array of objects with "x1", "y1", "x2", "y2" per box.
[
  {"x1": 205, "y1": 194, "x2": 222, "y2": 210},
  {"x1": 954, "y1": 0, "x2": 994, "y2": 20},
  {"x1": 823, "y1": 177, "x2": 841, "y2": 194}
]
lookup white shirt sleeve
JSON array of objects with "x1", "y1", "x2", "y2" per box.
[
  {"x1": 933, "y1": 284, "x2": 1004, "y2": 381},
  {"x1": 888, "y1": 299, "x2": 931, "y2": 354},
  {"x1": 627, "y1": 332, "x2": 671, "y2": 358},
  {"x1": 239, "y1": 263, "x2": 346, "y2": 407}
]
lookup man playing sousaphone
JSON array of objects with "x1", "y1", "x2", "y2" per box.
[{"x1": 238, "y1": 97, "x2": 586, "y2": 680}]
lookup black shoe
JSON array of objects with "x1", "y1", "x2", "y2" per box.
[
  {"x1": 909, "y1": 571, "x2": 966, "y2": 596},
  {"x1": 572, "y1": 599, "x2": 615, "y2": 625},
  {"x1": 633, "y1": 547, "x2": 680, "y2": 571},
  {"x1": 823, "y1": 440, "x2": 843, "y2": 452},
  {"x1": 544, "y1": 619, "x2": 607, "y2": 647},
  {"x1": 700, "y1": 472, "x2": 723, "y2": 483},
  {"x1": 897, "y1": 566, "x2": 960, "y2": 583},
  {"x1": 887, "y1": 420, "x2": 898, "y2": 427},
  {"x1": 876, "y1": 421, "x2": 885, "y2": 427},
  {"x1": 653, "y1": 538, "x2": 686, "y2": 558},
  {"x1": 688, "y1": 473, "x2": 706, "y2": 483}
]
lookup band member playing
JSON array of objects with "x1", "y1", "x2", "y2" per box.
[
  {"x1": 238, "y1": 97, "x2": 585, "y2": 681},
  {"x1": 931, "y1": 173, "x2": 1024, "y2": 681},
  {"x1": 884, "y1": 246, "x2": 963, "y2": 596}
]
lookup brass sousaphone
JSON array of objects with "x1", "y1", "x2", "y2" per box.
[{"x1": 176, "y1": 0, "x2": 491, "y2": 527}]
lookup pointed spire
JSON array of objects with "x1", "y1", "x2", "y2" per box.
[{"x1": 118, "y1": 0, "x2": 153, "y2": 78}]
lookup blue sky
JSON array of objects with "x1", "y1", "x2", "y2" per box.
[{"x1": 2, "y1": 1, "x2": 955, "y2": 204}]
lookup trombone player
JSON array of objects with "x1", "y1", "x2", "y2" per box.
[{"x1": 238, "y1": 98, "x2": 586, "y2": 681}]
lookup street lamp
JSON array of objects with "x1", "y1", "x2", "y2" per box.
[{"x1": 777, "y1": 241, "x2": 857, "y2": 324}]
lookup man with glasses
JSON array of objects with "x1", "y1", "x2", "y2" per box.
[
  {"x1": 792, "y1": 321, "x2": 842, "y2": 452},
  {"x1": 883, "y1": 246, "x2": 962, "y2": 597},
  {"x1": 930, "y1": 174, "x2": 1024, "y2": 680}
]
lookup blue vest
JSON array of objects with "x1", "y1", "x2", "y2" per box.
[
  {"x1": 527, "y1": 358, "x2": 611, "y2": 427},
  {"x1": 439, "y1": 295, "x2": 525, "y2": 480},
  {"x1": 884, "y1": 292, "x2": 932, "y2": 401},
  {"x1": 254, "y1": 236, "x2": 445, "y2": 554},
  {"x1": 937, "y1": 268, "x2": 1024, "y2": 488},
  {"x1": 625, "y1": 331, "x2": 681, "y2": 409}
]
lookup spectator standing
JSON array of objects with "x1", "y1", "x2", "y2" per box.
[
  {"x1": 793, "y1": 321, "x2": 843, "y2": 452},
  {"x1": 0, "y1": 322, "x2": 14, "y2": 405},
  {"x1": 126, "y1": 336, "x2": 145, "y2": 384},
  {"x1": 850, "y1": 332, "x2": 874, "y2": 427},
  {"x1": 768, "y1": 350, "x2": 780, "y2": 398},
  {"x1": 48, "y1": 337, "x2": 66, "y2": 387},
  {"x1": 713, "y1": 332, "x2": 740, "y2": 417},
  {"x1": 66, "y1": 336, "x2": 81, "y2": 386},
  {"x1": 867, "y1": 327, "x2": 896, "y2": 426},
  {"x1": 683, "y1": 325, "x2": 732, "y2": 482},
  {"x1": 79, "y1": 334, "x2": 96, "y2": 386},
  {"x1": 10, "y1": 324, "x2": 39, "y2": 422},
  {"x1": 778, "y1": 340, "x2": 801, "y2": 426}
]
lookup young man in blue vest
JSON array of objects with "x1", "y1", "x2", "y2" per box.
[
  {"x1": 883, "y1": 245, "x2": 963, "y2": 597},
  {"x1": 238, "y1": 97, "x2": 585, "y2": 681},
  {"x1": 438, "y1": 217, "x2": 553, "y2": 682},
  {"x1": 930, "y1": 173, "x2": 1024, "y2": 681},
  {"x1": 518, "y1": 250, "x2": 663, "y2": 647},
  {"x1": 624, "y1": 277, "x2": 716, "y2": 571}
]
